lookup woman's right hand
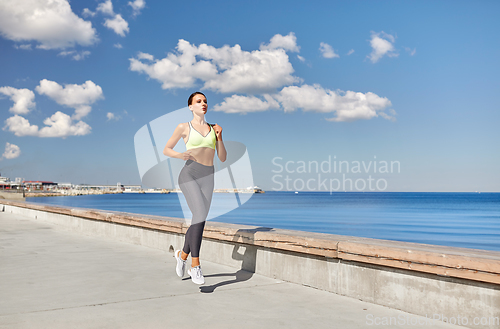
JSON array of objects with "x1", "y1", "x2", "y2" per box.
[{"x1": 181, "y1": 150, "x2": 196, "y2": 161}]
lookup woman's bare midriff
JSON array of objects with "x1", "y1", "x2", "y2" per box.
[{"x1": 186, "y1": 147, "x2": 216, "y2": 166}]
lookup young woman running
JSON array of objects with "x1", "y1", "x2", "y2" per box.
[{"x1": 163, "y1": 92, "x2": 227, "y2": 284}]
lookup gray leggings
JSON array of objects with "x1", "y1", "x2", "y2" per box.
[{"x1": 178, "y1": 159, "x2": 214, "y2": 258}]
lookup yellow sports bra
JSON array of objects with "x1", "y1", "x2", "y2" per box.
[{"x1": 185, "y1": 122, "x2": 216, "y2": 150}]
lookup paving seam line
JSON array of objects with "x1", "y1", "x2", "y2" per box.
[{"x1": 0, "y1": 282, "x2": 288, "y2": 317}]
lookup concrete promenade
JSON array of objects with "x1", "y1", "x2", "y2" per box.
[{"x1": 0, "y1": 211, "x2": 464, "y2": 329}]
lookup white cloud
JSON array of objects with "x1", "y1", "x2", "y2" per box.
[
  {"x1": 82, "y1": 8, "x2": 96, "y2": 18},
  {"x1": 59, "y1": 50, "x2": 74, "y2": 56},
  {"x1": 368, "y1": 31, "x2": 398, "y2": 63},
  {"x1": 96, "y1": 0, "x2": 130, "y2": 37},
  {"x1": 38, "y1": 111, "x2": 91, "y2": 137},
  {"x1": 35, "y1": 79, "x2": 104, "y2": 120},
  {"x1": 128, "y1": 0, "x2": 146, "y2": 16},
  {"x1": 130, "y1": 33, "x2": 394, "y2": 123},
  {"x1": 0, "y1": 0, "x2": 98, "y2": 50},
  {"x1": 275, "y1": 84, "x2": 394, "y2": 122},
  {"x1": 213, "y1": 84, "x2": 395, "y2": 122},
  {"x1": 129, "y1": 34, "x2": 300, "y2": 93},
  {"x1": 199, "y1": 41, "x2": 300, "y2": 93},
  {"x1": 58, "y1": 50, "x2": 91, "y2": 61},
  {"x1": 0, "y1": 87, "x2": 36, "y2": 115},
  {"x1": 404, "y1": 47, "x2": 416, "y2": 56},
  {"x1": 122, "y1": 109, "x2": 134, "y2": 121},
  {"x1": 97, "y1": 0, "x2": 114, "y2": 16},
  {"x1": 3, "y1": 115, "x2": 39, "y2": 136},
  {"x1": 106, "y1": 112, "x2": 121, "y2": 121},
  {"x1": 2, "y1": 142, "x2": 21, "y2": 160},
  {"x1": 212, "y1": 94, "x2": 280, "y2": 114},
  {"x1": 2, "y1": 80, "x2": 96, "y2": 138},
  {"x1": 378, "y1": 108, "x2": 397, "y2": 122},
  {"x1": 104, "y1": 14, "x2": 129, "y2": 37},
  {"x1": 3, "y1": 112, "x2": 91, "y2": 138},
  {"x1": 297, "y1": 55, "x2": 305, "y2": 62},
  {"x1": 347, "y1": 49, "x2": 355, "y2": 56},
  {"x1": 130, "y1": 47, "x2": 217, "y2": 90},
  {"x1": 259, "y1": 32, "x2": 300, "y2": 52},
  {"x1": 73, "y1": 51, "x2": 91, "y2": 61},
  {"x1": 319, "y1": 42, "x2": 339, "y2": 59},
  {"x1": 14, "y1": 44, "x2": 32, "y2": 50},
  {"x1": 114, "y1": 43, "x2": 123, "y2": 49},
  {"x1": 137, "y1": 51, "x2": 154, "y2": 61}
]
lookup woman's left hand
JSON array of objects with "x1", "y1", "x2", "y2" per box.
[{"x1": 212, "y1": 124, "x2": 222, "y2": 140}]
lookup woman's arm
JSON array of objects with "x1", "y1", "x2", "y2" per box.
[
  {"x1": 163, "y1": 123, "x2": 194, "y2": 160},
  {"x1": 213, "y1": 124, "x2": 227, "y2": 162}
]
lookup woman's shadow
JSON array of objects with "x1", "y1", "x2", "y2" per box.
[{"x1": 199, "y1": 227, "x2": 273, "y2": 293}]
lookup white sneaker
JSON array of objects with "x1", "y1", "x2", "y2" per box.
[
  {"x1": 187, "y1": 266, "x2": 205, "y2": 285},
  {"x1": 174, "y1": 250, "x2": 186, "y2": 278}
]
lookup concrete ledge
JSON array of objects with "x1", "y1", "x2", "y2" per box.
[
  {"x1": 1, "y1": 200, "x2": 499, "y2": 329},
  {"x1": 0, "y1": 191, "x2": 25, "y2": 201},
  {"x1": 2, "y1": 199, "x2": 498, "y2": 284}
]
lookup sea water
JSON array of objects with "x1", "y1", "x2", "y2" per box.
[{"x1": 27, "y1": 192, "x2": 500, "y2": 252}]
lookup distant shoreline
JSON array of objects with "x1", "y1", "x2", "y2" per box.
[
  {"x1": 25, "y1": 188, "x2": 264, "y2": 197},
  {"x1": 23, "y1": 190, "x2": 499, "y2": 197}
]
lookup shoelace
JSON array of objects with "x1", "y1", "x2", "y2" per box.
[{"x1": 193, "y1": 266, "x2": 203, "y2": 278}]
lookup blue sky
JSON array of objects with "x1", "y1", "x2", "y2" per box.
[{"x1": 0, "y1": 0, "x2": 499, "y2": 191}]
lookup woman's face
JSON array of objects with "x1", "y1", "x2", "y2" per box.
[{"x1": 189, "y1": 94, "x2": 208, "y2": 115}]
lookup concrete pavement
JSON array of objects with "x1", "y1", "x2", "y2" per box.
[{"x1": 0, "y1": 211, "x2": 464, "y2": 329}]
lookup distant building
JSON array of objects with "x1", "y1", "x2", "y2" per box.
[
  {"x1": 23, "y1": 181, "x2": 57, "y2": 191},
  {"x1": 0, "y1": 174, "x2": 23, "y2": 190},
  {"x1": 57, "y1": 183, "x2": 73, "y2": 190}
]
